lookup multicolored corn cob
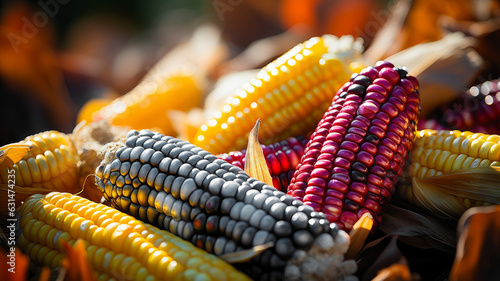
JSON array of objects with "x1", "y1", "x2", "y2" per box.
[
  {"x1": 398, "y1": 129, "x2": 500, "y2": 217},
  {"x1": 19, "y1": 192, "x2": 250, "y2": 281},
  {"x1": 78, "y1": 68, "x2": 204, "y2": 136},
  {"x1": 0, "y1": 131, "x2": 79, "y2": 207},
  {"x1": 418, "y1": 79, "x2": 500, "y2": 134},
  {"x1": 287, "y1": 61, "x2": 421, "y2": 231},
  {"x1": 96, "y1": 129, "x2": 357, "y2": 281},
  {"x1": 217, "y1": 136, "x2": 308, "y2": 192},
  {"x1": 193, "y1": 35, "x2": 364, "y2": 154}
]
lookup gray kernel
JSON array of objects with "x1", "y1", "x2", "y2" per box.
[
  {"x1": 223, "y1": 240, "x2": 237, "y2": 254},
  {"x1": 130, "y1": 189, "x2": 139, "y2": 204},
  {"x1": 137, "y1": 185, "x2": 151, "y2": 206},
  {"x1": 214, "y1": 237, "x2": 227, "y2": 256},
  {"x1": 193, "y1": 213, "x2": 206, "y2": 232},
  {"x1": 138, "y1": 130, "x2": 154, "y2": 137},
  {"x1": 275, "y1": 238, "x2": 295, "y2": 258},
  {"x1": 297, "y1": 205, "x2": 314, "y2": 216},
  {"x1": 279, "y1": 195, "x2": 295, "y2": 205},
  {"x1": 162, "y1": 194, "x2": 176, "y2": 216},
  {"x1": 195, "y1": 159, "x2": 210, "y2": 170},
  {"x1": 169, "y1": 147, "x2": 183, "y2": 158},
  {"x1": 308, "y1": 218, "x2": 323, "y2": 236},
  {"x1": 115, "y1": 175, "x2": 125, "y2": 188},
  {"x1": 129, "y1": 203, "x2": 139, "y2": 218},
  {"x1": 118, "y1": 148, "x2": 132, "y2": 162},
  {"x1": 188, "y1": 168, "x2": 200, "y2": 179},
  {"x1": 103, "y1": 165, "x2": 111, "y2": 179},
  {"x1": 198, "y1": 192, "x2": 211, "y2": 209},
  {"x1": 170, "y1": 177, "x2": 185, "y2": 198},
  {"x1": 220, "y1": 162, "x2": 232, "y2": 170},
  {"x1": 153, "y1": 173, "x2": 166, "y2": 191},
  {"x1": 154, "y1": 191, "x2": 167, "y2": 211},
  {"x1": 109, "y1": 172, "x2": 119, "y2": 185},
  {"x1": 125, "y1": 135, "x2": 138, "y2": 147},
  {"x1": 263, "y1": 197, "x2": 280, "y2": 212},
  {"x1": 157, "y1": 213, "x2": 165, "y2": 227},
  {"x1": 132, "y1": 178, "x2": 141, "y2": 188},
  {"x1": 208, "y1": 178, "x2": 225, "y2": 195},
  {"x1": 244, "y1": 189, "x2": 260, "y2": 204},
  {"x1": 229, "y1": 201, "x2": 245, "y2": 220},
  {"x1": 220, "y1": 198, "x2": 236, "y2": 214},
  {"x1": 206, "y1": 216, "x2": 219, "y2": 234},
  {"x1": 214, "y1": 169, "x2": 226, "y2": 177},
  {"x1": 162, "y1": 175, "x2": 175, "y2": 193},
  {"x1": 119, "y1": 197, "x2": 131, "y2": 211},
  {"x1": 248, "y1": 209, "x2": 266, "y2": 228},
  {"x1": 178, "y1": 151, "x2": 193, "y2": 162},
  {"x1": 190, "y1": 147, "x2": 204, "y2": 154},
  {"x1": 162, "y1": 216, "x2": 172, "y2": 230},
  {"x1": 142, "y1": 139, "x2": 155, "y2": 149},
  {"x1": 152, "y1": 140, "x2": 167, "y2": 151},
  {"x1": 161, "y1": 143, "x2": 176, "y2": 156},
  {"x1": 178, "y1": 163, "x2": 192, "y2": 177},
  {"x1": 147, "y1": 189, "x2": 158, "y2": 207},
  {"x1": 205, "y1": 196, "x2": 221, "y2": 214},
  {"x1": 161, "y1": 135, "x2": 173, "y2": 142},
  {"x1": 251, "y1": 181, "x2": 266, "y2": 191},
  {"x1": 139, "y1": 148, "x2": 155, "y2": 163},
  {"x1": 225, "y1": 220, "x2": 236, "y2": 238},
  {"x1": 252, "y1": 193, "x2": 268, "y2": 209},
  {"x1": 169, "y1": 218, "x2": 179, "y2": 233},
  {"x1": 122, "y1": 185, "x2": 134, "y2": 197},
  {"x1": 109, "y1": 159, "x2": 121, "y2": 172},
  {"x1": 241, "y1": 227, "x2": 257, "y2": 247},
  {"x1": 261, "y1": 189, "x2": 275, "y2": 197},
  {"x1": 150, "y1": 151, "x2": 165, "y2": 166},
  {"x1": 170, "y1": 200, "x2": 183, "y2": 220},
  {"x1": 329, "y1": 223, "x2": 340, "y2": 237},
  {"x1": 222, "y1": 173, "x2": 236, "y2": 181},
  {"x1": 151, "y1": 133, "x2": 162, "y2": 140},
  {"x1": 188, "y1": 189, "x2": 204, "y2": 206},
  {"x1": 205, "y1": 163, "x2": 219, "y2": 174},
  {"x1": 273, "y1": 190, "x2": 286, "y2": 198},
  {"x1": 187, "y1": 155, "x2": 203, "y2": 166},
  {"x1": 270, "y1": 254, "x2": 286, "y2": 269},
  {"x1": 269, "y1": 202, "x2": 287, "y2": 220},
  {"x1": 146, "y1": 167, "x2": 159, "y2": 187},
  {"x1": 205, "y1": 236, "x2": 216, "y2": 253},
  {"x1": 169, "y1": 159, "x2": 182, "y2": 174},
  {"x1": 252, "y1": 231, "x2": 269, "y2": 248},
  {"x1": 273, "y1": 221, "x2": 292, "y2": 237},
  {"x1": 138, "y1": 206, "x2": 148, "y2": 221},
  {"x1": 197, "y1": 150, "x2": 210, "y2": 158},
  {"x1": 259, "y1": 215, "x2": 276, "y2": 232},
  {"x1": 176, "y1": 220, "x2": 186, "y2": 237},
  {"x1": 232, "y1": 221, "x2": 248, "y2": 242},
  {"x1": 189, "y1": 208, "x2": 202, "y2": 221},
  {"x1": 291, "y1": 200, "x2": 304, "y2": 207},
  {"x1": 194, "y1": 170, "x2": 209, "y2": 187},
  {"x1": 218, "y1": 216, "x2": 229, "y2": 233},
  {"x1": 229, "y1": 166, "x2": 244, "y2": 174},
  {"x1": 180, "y1": 202, "x2": 192, "y2": 220},
  {"x1": 180, "y1": 178, "x2": 197, "y2": 201},
  {"x1": 129, "y1": 162, "x2": 142, "y2": 179},
  {"x1": 291, "y1": 212, "x2": 308, "y2": 229},
  {"x1": 221, "y1": 181, "x2": 239, "y2": 198},
  {"x1": 233, "y1": 178, "x2": 244, "y2": 185},
  {"x1": 138, "y1": 164, "x2": 152, "y2": 183},
  {"x1": 284, "y1": 206, "x2": 298, "y2": 221},
  {"x1": 240, "y1": 205, "x2": 256, "y2": 221},
  {"x1": 130, "y1": 147, "x2": 145, "y2": 162},
  {"x1": 182, "y1": 223, "x2": 194, "y2": 241},
  {"x1": 293, "y1": 230, "x2": 314, "y2": 248},
  {"x1": 202, "y1": 174, "x2": 218, "y2": 190},
  {"x1": 124, "y1": 174, "x2": 132, "y2": 184},
  {"x1": 115, "y1": 147, "x2": 126, "y2": 160},
  {"x1": 181, "y1": 143, "x2": 196, "y2": 151},
  {"x1": 146, "y1": 206, "x2": 160, "y2": 224},
  {"x1": 320, "y1": 219, "x2": 330, "y2": 233},
  {"x1": 120, "y1": 162, "x2": 131, "y2": 176},
  {"x1": 135, "y1": 137, "x2": 149, "y2": 147}
]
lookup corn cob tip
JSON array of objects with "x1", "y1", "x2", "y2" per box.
[{"x1": 96, "y1": 129, "x2": 358, "y2": 280}]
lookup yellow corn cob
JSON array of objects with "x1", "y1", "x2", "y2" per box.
[
  {"x1": 77, "y1": 67, "x2": 204, "y2": 136},
  {"x1": 399, "y1": 129, "x2": 500, "y2": 215},
  {"x1": 192, "y1": 35, "x2": 364, "y2": 154},
  {"x1": 19, "y1": 192, "x2": 250, "y2": 281},
  {"x1": 0, "y1": 131, "x2": 79, "y2": 205}
]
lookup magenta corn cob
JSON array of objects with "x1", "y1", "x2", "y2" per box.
[
  {"x1": 287, "y1": 61, "x2": 421, "y2": 231},
  {"x1": 217, "y1": 136, "x2": 309, "y2": 191},
  {"x1": 419, "y1": 79, "x2": 500, "y2": 134}
]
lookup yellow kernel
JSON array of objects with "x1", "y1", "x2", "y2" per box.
[
  {"x1": 43, "y1": 249, "x2": 59, "y2": 266},
  {"x1": 443, "y1": 154, "x2": 458, "y2": 173},
  {"x1": 479, "y1": 141, "x2": 494, "y2": 158},
  {"x1": 92, "y1": 247, "x2": 107, "y2": 271},
  {"x1": 489, "y1": 143, "x2": 500, "y2": 161},
  {"x1": 479, "y1": 159, "x2": 492, "y2": 167},
  {"x1": 148, "y1": 251, "x2": 167, "y2": 277},
  {"x1": 37, "y1": 224, "x2": 52, "y2": 245},
  {"x1": 469, "y1": 139, "x2": 485, "y2": 158},
  {"x1": 435, "y1": 151, "x2": 452, "y2": 171},
  {"x1": 470, "y1": 158, "x2": 482, "y2": 168},
  {"x1": 451, "y1": 154, "x2": 468, "y2": 171},
  {"x1": 27, "y1": 157, "x2": 42, "y2": 183},
  {"x1": 91, "y1": 227, "x2": 105, "y2": 247}
]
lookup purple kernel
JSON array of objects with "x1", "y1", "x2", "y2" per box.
[
  {"x1": 374, "y1": 155, "x2": 390, "y2": 169},
  {"x1": 375, "y1": 61, "x2": 394, "y2": 70},
  {"x1": 311, "y1": 168, "x2": 330, "y2": 179},
  {"x1": 381, "y1": 138, "x2": 397, "y2": 151},
  {"x1": 360, "y1": 142, "x2": 377, "y2": 154},
  {"x1": 388, "y1": 97, "x2": 405, "y2": 112},
  {"x1": 346, "y1": 191, "x2": 365, "y2": 205},
  {"x1": 340, "y1": 141, "x2": 359, "y2": 152},
  {"x1": 374, "y1": 112, "x2": 390, "y2": 124},
  {"x1": 345, "y1": 94, "x2": 363, "y2": 103},
  {"x1": 360, "y1": 66, "x2": 379, "y2": 81},
  {"x1": 307, "y1": 178, "x2": 327, "y2": 189},
  {"x1": 325, "y1": 197, "x2": 343, "y2": 207},
  {"x1": 357, "y1": 101, "x2": 379, "y2": 119},
  {"x1": 378, "y1": 145, "x2": 394, "y2": 160},
  {"x1": 367, "y1": 174, "x2": 384, "y2": 186},
  {"x1": 327, "y1": 180, "x2": 348, "y2": 193},
  {"x1": 367, "y1": 183, "x2": 381, "y2": 195},
  {"x1": 326, "y1": 189, "x2": 344, "y2": 199},
  {"x1": 344, "y1": 133, "x2": 364, "y2": 143},
  {"x1": 320, "y1": 145, "x2": 338, "y2": 155},
  {"x1": 386, "y1": 131, "x2": 401, "y2": 144},
  {"x1": 334, "y1": 157, "x2": 351, "y2": 170},
  {"x1": 354, "y1": 115, "x2": 371, "y2": 126},
  {"x1": 331, "y1": 172, "x2": 350, "y2": 185},
  {"x1": 351, "y1": 120, "x2": 369, "y2": 130},
  {"x1": 366, "y1": 84, "x2": 388, "y2": 97},
  {"x1": 373, "y1": 78, "x2": 393, "y2": 92},
  {"x1": 408, "y1": 76, "x2": 419, "y2": 90},
  {"x1": 368, "y1": 126, "x2": 386, "y2": 139},
  {"x1": 303, "y1": 194, "x2": 323, "y2": 205},
  {"x1": 372, "y1": 119, "x2": 388, "y2": 130},
  {"x1": 350, "y1": 182, "x2": 367, "y2": 196},
  {"x1": 315, "y1": 159, "x2": 333, "y2": 170},
  {"x1": 326, "y1": 132, "x2": 343, "y2": 143},
  {"x1": 379, "y1": 67, "x2": 400, "y2": 85},
  {"x1": 353, "y1": 75, "x2": 372, "y2": 87},
  {"x1": 347, "y1": 127, "x2": 367, "y2": 137},
  {"x1": 389, "y1": 86, "x2": 408, "y2": 103},
  {"x1": 381, "y1": 103, "x2": 399, "y2": 118},
  {"x1": 356, "y1": 151, "x2": 374, "y2": 167},
  {"x1": 365, "y1": 92, "x2": 386, "y2": 104},
  {"x1": 352, "y1": 162, "x2": 368, "y2": 174},
  {"x1": 399, "y1": 78, "x2": 415, "y2": 93},
  {"x1": 337, "y1": 149, "x2": 355, "y2": 162},
  {"x1": 388, "y1": 123, "x2": 405, "y2": 137}
]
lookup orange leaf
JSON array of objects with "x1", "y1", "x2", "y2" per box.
[{"x1": 61, "y1": 240, "x2": 96, "y2": 281}]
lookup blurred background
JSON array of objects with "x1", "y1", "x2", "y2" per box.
[{"x1": 2, "y1": 0, "x2": 500, "y2": 144}]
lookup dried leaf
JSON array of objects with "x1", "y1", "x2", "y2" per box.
[
  {"x1": 411, "y1": 166, "x2": 500, "y2": 219},
  {"x1": 346, "y1": 212, "x2": 374, "y2": 259},
  {"x1": 1, "y1": 249, "x2": 29, "y2": 281},
  {"x1": 450, "y1": 205, "x2": 500, "y2": 280},
  {"x1": 61, "y1": 240, "x2": 96, "y2": 281},
  {"x1": 0, "y1": 144, "x2": 31, "y2": 171},
  {"x1": 220, "y1": 242, "x2": 274, "y2": 264},
  {"x1": 244, "y1": 119, "x2": 273, "y2": 186}
]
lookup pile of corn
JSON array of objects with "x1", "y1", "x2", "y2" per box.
[{"x1": 3, "y1": 32, "x2": 500, "y2": 281}]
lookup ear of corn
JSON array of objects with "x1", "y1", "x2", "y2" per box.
[
  {"x1": 19, "y1": 192, "x2": 250, "y2": 281},
  {"x1": 77, "y1": 68, "x2": 204, "y2": 136},
  {"x1": 0, "y1": 131, "x2": 79, "y2": 207},
  {"x1": 217, "y1": 136, "x2": 308, "y2": 192},
  {"x1": 95, "y1": 129, "x2": 357, "y2": 281},
  {"x1": 419, "y1": 79, "x2": 500, "y2": 134},
  {"x1": 192, "y1": 35, "x2": 364, "y2": 155},
  {"x1": 399, "y1": 129, "x2": 500, "y2": 218},
  {"x1": 287, "y1": 61, "x2": 421, "y2": 232}
]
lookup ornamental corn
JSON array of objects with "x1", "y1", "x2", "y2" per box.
[
  {"x1": 19, "y1": 192, "x2": 250, "y2": 281},
  {"x1": 193, "y1": 35, "x2": 364, "y2": 154},
  {"x1": 217, "y1": 136, "x2": 308, "y2": 192},
  {"x1": 287, "y1": 61, "x2": 421, "y2": 232},
  {"x1": 96, "y1": 129, "x2": 357, "y2": 281}
]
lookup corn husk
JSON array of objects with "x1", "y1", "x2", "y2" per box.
[
  {"x1": 243, "y1": 119, "x2": 273, "y2": 186},
  {"x1": 410, "y1": 166, "x2": 500, "y2": 219}
]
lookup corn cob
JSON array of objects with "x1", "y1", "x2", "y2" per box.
[
  {"x1": 78, "y1": 68, "x2": 203, "y2": 136},
  {"x1": 96, "y1": 129, "x2": 357, "y2": 281},
  {"x1": 418, "y1": 79, "x2": 500, "y2": 134},
  {"x1": 192, "y1": 35, "x2": 364, "y2": 154},
  {"x1": 398, "y1": 129, "x2": 500, "y2": 217},
  {"x1": 217, "y1": 136, "x2": 308, "y2": 192},
  {"x1": 19, "y1": 192, "x2": 250, "y2": 281},
  {"x1": 287, "y1": 61, "x2": 421, "y2": 232},
  {"x1": 0, "y1": 131, "x2": 79, "y2": 206}
]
